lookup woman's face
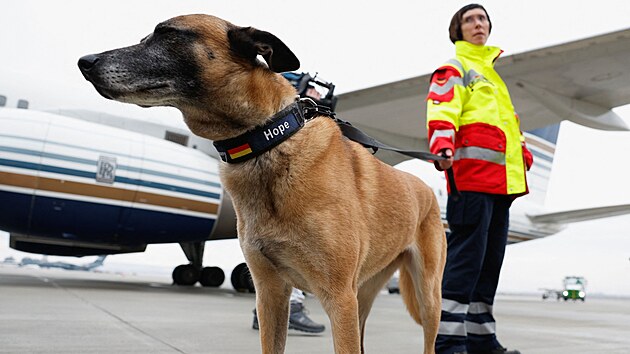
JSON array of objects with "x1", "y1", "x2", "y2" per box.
[{"x1": 461, "y1": 8, "x2": 490, "y2": 45}]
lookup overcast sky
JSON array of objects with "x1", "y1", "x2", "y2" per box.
[
  {"x1": 3, "y1": 1, "x2": 630, "y2": 122},
  {"x1": 2, "y1": 0, "x2": 630, "y2": 93}
]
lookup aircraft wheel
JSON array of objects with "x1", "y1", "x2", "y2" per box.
[
  {"x1": 199, "y1": 266, "x2": 225, "y2": 287},
  {"x1": 231, "y1": 263, "x2": 255, "y2": 293},
  {"x1": 172, "y1": 264, "x2": 200, "y2": 286}
]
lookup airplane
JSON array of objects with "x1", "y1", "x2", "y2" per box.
[
  {"x1": 2, "y1": 27, "x2": 630, "y2": 291},
  {"x1": 0, "y1": 107, "x2": 238, "y2": 287},
  {"x1": 19, "y1": 255, "x2": 106, "y2": 271}
]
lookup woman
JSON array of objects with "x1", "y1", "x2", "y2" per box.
[{"x1": 426, "y1": 4, "x2": 532, "y2": 354}]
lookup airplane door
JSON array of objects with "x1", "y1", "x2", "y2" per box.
[
  {"x1": 116, "y1": 138, "x2": 220, "y2": 244},
  {"x1": 116, "y1": 136, "x2": 189, "y2": 243},
  {"x1": 114, "y1": 134, "x2": 150, "y2": 240}
]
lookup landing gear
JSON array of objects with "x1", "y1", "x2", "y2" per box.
[
  {"x1": 172, "y1": 241, "x2": 225, "y2": 287},
  {"x1": 172, "y1": 264, "x2": 200, "y2": 286},
  {"x1": 231, "y1": 262, "x2": 255, "y2": 293},
  {"x1": 200, "y1": 266, "x2": 225, "y2": 287}
]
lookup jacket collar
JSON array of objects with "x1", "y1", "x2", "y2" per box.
[{"x1": 455, "y1": 41, "x2": 503, "y2": 66}]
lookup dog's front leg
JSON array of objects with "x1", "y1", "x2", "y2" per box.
[
  {"x1": 254, "y1": 278, "x2": 292, "y2": 354},
  {"x1": 322, "y1": 291, "x2": 362, "y2": 354},
  {"x1": 246, "y1": 253, "x2": 293, "y2": 354}
]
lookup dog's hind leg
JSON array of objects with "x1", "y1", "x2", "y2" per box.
[
  {"x1": 399, "y1": 214, "x2": 446, "y2": 354},
  {"x1": 357, "y1": 258, "x2": 402, "y2": 353}
]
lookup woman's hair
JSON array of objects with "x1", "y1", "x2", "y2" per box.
[{"x1": 449, "y1": 3, "x2": 492, "y2": 44}]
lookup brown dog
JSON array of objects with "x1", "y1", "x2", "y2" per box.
[{"x1": 78, "y1": 14, "x2": 446, "y2": 354}]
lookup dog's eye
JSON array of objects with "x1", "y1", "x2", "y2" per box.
[{"x1": 141, "y1": 25, "x2": 177, "y2": 44}]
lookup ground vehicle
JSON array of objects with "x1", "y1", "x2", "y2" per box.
[
  {"x1": 561, "y1": 276, "x2": 587, "y2": 301},
  {"x1": 541, "y1": 276, "x2": 587, "y2": 301}
]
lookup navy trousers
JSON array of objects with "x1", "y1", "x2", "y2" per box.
[{"x1": 435, "y1": 192, "x2": 512, "y2": 354}]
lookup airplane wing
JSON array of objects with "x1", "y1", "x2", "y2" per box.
[
  {"x1": 527, "y1": 204, "x2": 630, "y2": 224},
  {"x1": 335, "y1": 27, "x2": 630, "y2": 165}
]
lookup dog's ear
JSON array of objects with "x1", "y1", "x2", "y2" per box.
[{"x1": 228, "y1": 26, "x2": 300, "y2": 73}]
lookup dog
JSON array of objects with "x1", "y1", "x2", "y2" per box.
[{"x1": 78, "y1": 14, "x2": 446, "y2": 354}]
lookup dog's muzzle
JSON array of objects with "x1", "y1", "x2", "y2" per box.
[
  {"x1": 78, "y1": 54, "x2": 100, "y2": 74},
  {"x1": 77, "y1": 53, "x2": 118, "y2": 100}
]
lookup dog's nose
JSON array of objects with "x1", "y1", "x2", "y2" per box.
[{"x1": 78, "y1": 54, "x2": 100, "y2": 71}]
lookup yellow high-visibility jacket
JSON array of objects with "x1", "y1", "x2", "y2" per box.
[{"x1": 426, "y1": 41, "x2": 533, "y2": 196}]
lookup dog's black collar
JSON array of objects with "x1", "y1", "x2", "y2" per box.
[{"x1": 213, "y1": 101, "x2": 308, "y2": 163}]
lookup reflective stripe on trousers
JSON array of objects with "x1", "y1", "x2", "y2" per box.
[{"x1": 438, "y1": 300, "x2": 496, "y2": 336}]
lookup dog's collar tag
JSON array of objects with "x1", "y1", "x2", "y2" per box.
[{"x1": 213, "y1": 102, "x2": 306, "y2": 163}]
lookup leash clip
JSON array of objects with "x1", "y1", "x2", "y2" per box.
[{"x1": 299, "y1": 97, "x2": 336, "y2": 121}]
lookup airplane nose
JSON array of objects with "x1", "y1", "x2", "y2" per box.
[{"x1": 78, "y1": 54, "x2": 100, "y2": 71}]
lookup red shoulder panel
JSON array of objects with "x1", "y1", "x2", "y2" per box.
[{"x1": 427, "y1": 66, "x2": 462, "y2": 103}]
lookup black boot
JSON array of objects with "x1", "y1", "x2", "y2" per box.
[{"x1": 288, "y1": 302, "x2": 325, "y2": 333}]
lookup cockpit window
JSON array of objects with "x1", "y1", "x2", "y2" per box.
[
  {"x1": 17, "y1": 99, "x2": 29, "y2": 109},
  {"x1": 0, "y1": 95, "x2": 6, "y2": 107}
]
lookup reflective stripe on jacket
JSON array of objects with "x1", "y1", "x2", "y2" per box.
[{"x1": 426, "y1": 41, "x2": 533, "y2": 196}]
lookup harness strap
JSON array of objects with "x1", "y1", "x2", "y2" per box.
[
  {"x1": 333, "y1": 119, "x2": 459, "y2": 198},
  {"x1": 336, "y1": 120, "x2": 440, "y2": 161}
]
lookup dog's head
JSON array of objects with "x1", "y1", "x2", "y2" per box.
[{"x1": 78, "y1": 14, "x2": 300, "y2": 140}]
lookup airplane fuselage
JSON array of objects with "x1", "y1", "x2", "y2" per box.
[{"x1": 0, "y1": 108, "x2": 233, "y2": 256}]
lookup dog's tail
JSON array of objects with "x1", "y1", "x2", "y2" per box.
[{"x1": 398, "y1": 198, "x2": 446, "y2": 329}]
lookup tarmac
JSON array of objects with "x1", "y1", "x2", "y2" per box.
[{"x1": 1, "y1": 265, "x2": 629, "y2": 354}]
